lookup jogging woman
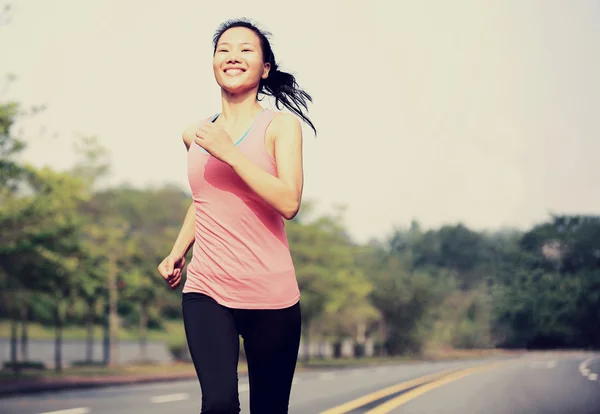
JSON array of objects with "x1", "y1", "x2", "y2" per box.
[{"x1": 157, "y1": 18, "x2": 316, "y2": 414}]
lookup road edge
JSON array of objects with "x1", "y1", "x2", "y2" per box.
[
  {"x1": 0, "y1": 350, "x2": 529, "y2": 398},
  {"x1": 0, "y1": 372, "x2": 200, "y2": 398}
]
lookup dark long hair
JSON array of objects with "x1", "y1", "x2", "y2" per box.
[{"x1": 213, "y1": 18, "x2": 317, "y2": 136}]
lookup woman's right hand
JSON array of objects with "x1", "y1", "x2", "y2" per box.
[{"x1": 158, "y1": 253, "x2": 186, "y2": 289}]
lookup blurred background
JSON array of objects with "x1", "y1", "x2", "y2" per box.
[{"x1": 0, "y1": 0, "x2": 598, "y2": 402}]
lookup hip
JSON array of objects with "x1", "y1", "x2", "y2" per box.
[{"x1": 183, "y1": 265, "x2": 300, "y2": 310}]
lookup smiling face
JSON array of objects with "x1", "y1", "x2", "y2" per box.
[{"x1": 213, "y1": 27, "x2": 271, "y2": 95}]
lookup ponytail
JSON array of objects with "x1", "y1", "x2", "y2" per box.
[
  {"x1": 260, "y1": 67, "x2": 316, "y2": 135},
  {"x1": 213, "y1": 18, "x2": 317, "y2": 136}
]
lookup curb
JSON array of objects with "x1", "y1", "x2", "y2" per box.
[{"x1": 0, "y1": 373, "x2": 199, "y2": 398}]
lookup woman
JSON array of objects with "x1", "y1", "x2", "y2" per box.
[{"x1": 157, "y1": 18, "x2": 316, "y2": 414}]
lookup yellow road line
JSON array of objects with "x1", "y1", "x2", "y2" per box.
[
  {"x1": 365, "y1": 362, "x2": 504, "y2": 413},
  {"x1": 319, "y1": 368, "x2": 460, "y2": 414}
]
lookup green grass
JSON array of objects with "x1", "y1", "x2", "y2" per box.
[
  {"x1": 0, "y1": 349, "x2": 520, "y2": 383},
  {"x1": 0, "y1": 362, "x2": 196, "y2": 381},
  {"x1": 0, "y1": 320, "x2": 186, "y2": 345},
  {"x1": 297, "y1": 347, "x2": 514, "y2": 369},
  {"x1": 0, "y1": 361, "x2": 246, "y2": 382}
]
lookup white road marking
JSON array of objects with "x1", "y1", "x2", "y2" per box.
[
  {"x1": 239, "y1": 383, "x2": 250, "y2": 392},
  {"x1": 578, "y1": 360, "x2": 586, "y2": 374},
  {"x1": 319, "y1": 372, "x2": 336, "y2": 380},
  {"x1": 151, "y1": 393, "x2": 190, "y2": 403},
  {"x1": 578, "y1": 355, "x2": 600, "y2": 379},
  {"x1": 39, "y1": 409, "x2": 90, "y2": 414}
]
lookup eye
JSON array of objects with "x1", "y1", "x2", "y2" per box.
[{"x1": 242, "y1": 49, "x2": 252, "y2": 52}]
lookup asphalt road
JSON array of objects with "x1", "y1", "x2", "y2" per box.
[{"x1": 1, "y1": 352, "x2": 599, "y2": 414}]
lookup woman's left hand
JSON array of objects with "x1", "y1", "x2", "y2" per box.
[{"x1": 194, "y1": 122, "x2": 237, "y2": 163}]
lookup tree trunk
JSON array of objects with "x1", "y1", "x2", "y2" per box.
[
  {"x1": 302, "y1": 320, "x2": 311, "y2": 363},
  {"x1": 20, "y1": 303, "x2": 29, "y2": 362},
  {"x1": 54, "y1": 301, "x2": 65, "y2": 373},
  {"x1": 354, "y1": 322, "x2": 366, "y2": 358},
  {"x1": 10, "y1": 316, "x2": 18, "y2": 375},
  {"x1": 333, "y1": 341, "x2": 342, "y2": 359},
  {"x1": 5, "y1": 281, "x2": 19, "y2": 374},
  {"x1": 103, "y1": 302, "x2": 110, "y2": 366},
  {"x1": 86, "y1": 299, "x2": 96, "y2": 363},
  {"x1": 107, "y1": 255, "x2": 119, "y2": 367},
  {"x1": 139, "y1": 302, "x2": 148, "y2": 361}
]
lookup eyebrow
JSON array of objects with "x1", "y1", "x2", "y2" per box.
[{"x1": 216, "y1": 42, "x2": 256, "y2": 47}]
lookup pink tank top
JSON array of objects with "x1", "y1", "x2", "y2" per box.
[{"x1": 182, "y1": 109, "x2": 300, "y2": 309}]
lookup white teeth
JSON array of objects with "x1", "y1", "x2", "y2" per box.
[{"x1": 225, "y1": 69, "x2": 243, "y2": 75}]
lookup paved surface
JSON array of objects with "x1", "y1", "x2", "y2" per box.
[
  {"x1": 387, "y1": 352, "x2": 600, "y2": 413},
  {"x1": 1, "y1": 352, "x2": 599, "y2": 413}
]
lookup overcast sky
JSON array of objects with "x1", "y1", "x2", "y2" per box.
[{"x1": 1, "y1": 0, "x2": 599, "y2": 243}]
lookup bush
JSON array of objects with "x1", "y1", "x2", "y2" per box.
[
  {"x1": 168, "y1": 341, "x2": 190, "y2": 361},
  {"x1": 373, "y1": 341, "x2": 387, "y2": 357},
  {"x1": 3, "y1": 361, "x2": 46, "y2": 370},
  {"x1": 451, "y1": 320, "x2": 491, "y2": 349},
  {"x1": 70, "y1": 360, "x2": 106, "y2": 367},
  {"x1": 353, "y1": 343, "x2": 365, "y2": 358}
]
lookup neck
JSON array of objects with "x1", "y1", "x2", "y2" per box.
[{"x1": 219, "y1": 87, "x2": 264, "y2": 125}]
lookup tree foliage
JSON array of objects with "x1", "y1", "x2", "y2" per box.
[{"x1": 2, "y1": 94, "x2": 599, "y2": 369}]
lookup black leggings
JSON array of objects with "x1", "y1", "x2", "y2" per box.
[{"x1": 182, "y1": 292, "x2": 302, "y2": 414}]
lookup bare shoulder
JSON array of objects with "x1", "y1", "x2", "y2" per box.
[
  {"x1": 270, "y1": 112, "x2": 301, "y2": 133},
  {"x1": 181, "y1": 120, "x2": 203, "y2": 150},
  {"x1": 267, "y1": 112, "x2": 303, "y2": 143}
]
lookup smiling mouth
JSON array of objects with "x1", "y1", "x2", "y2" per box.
[{"x1": 224, "y1": 68, "x2": 245, "y2": 75}]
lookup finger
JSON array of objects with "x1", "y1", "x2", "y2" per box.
[
  {"x1": 196, "y1": 130, "x2": 209, "y2": 139},
  {"x1": 168, "y1": 267, "x2": 181, "y2": 279},
  {"x1": 158, "y1": 262, "x2": 169, "y2": 279},
  {"x1": 165, "y1": 258, "x2": 174, "y2": 276},
  {"x1": 169, "y1": 268, "x2": 181, "y2": 280},
  {"x1": 169, "y1": 275, "x2": 181, "y2": 288},
  {"x1": 194, "y1": 136, "x2": 205, "y2": 147}
]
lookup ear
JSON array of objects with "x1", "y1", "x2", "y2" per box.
[{"x1": 262, "y1": 62, "x2": 271, "y2": 79}]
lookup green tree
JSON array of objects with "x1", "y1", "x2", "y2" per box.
[
  {"x1": 493, "y1": 215, "x2": 600, "y2": 349},
  {"x1": 287, "y1": 204, "x2": 379, "y2": 360},
  {"x1": 366, "y1": 245, "x2": 456, "y2": 355}
]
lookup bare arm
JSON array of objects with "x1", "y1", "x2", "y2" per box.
[
  {"x1": 222, "y1": 113, "x2": 304, "y2": 220},
  {"x1": 157, "y1": 127, "x2": 200, "y2": 289},
  {"x1": 157, "y1": 201, "x2": 195, "y2": 289},
  {"x1": 170, "y1": 201, "x2": 196, "y2": 257},
  {"x1": 169, "y1": 127, "x2": 198, "y2": 258}
]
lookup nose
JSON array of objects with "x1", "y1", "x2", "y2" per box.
[{"x1": 226, "y1": 51, "x2": 241, "y2": 64}]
